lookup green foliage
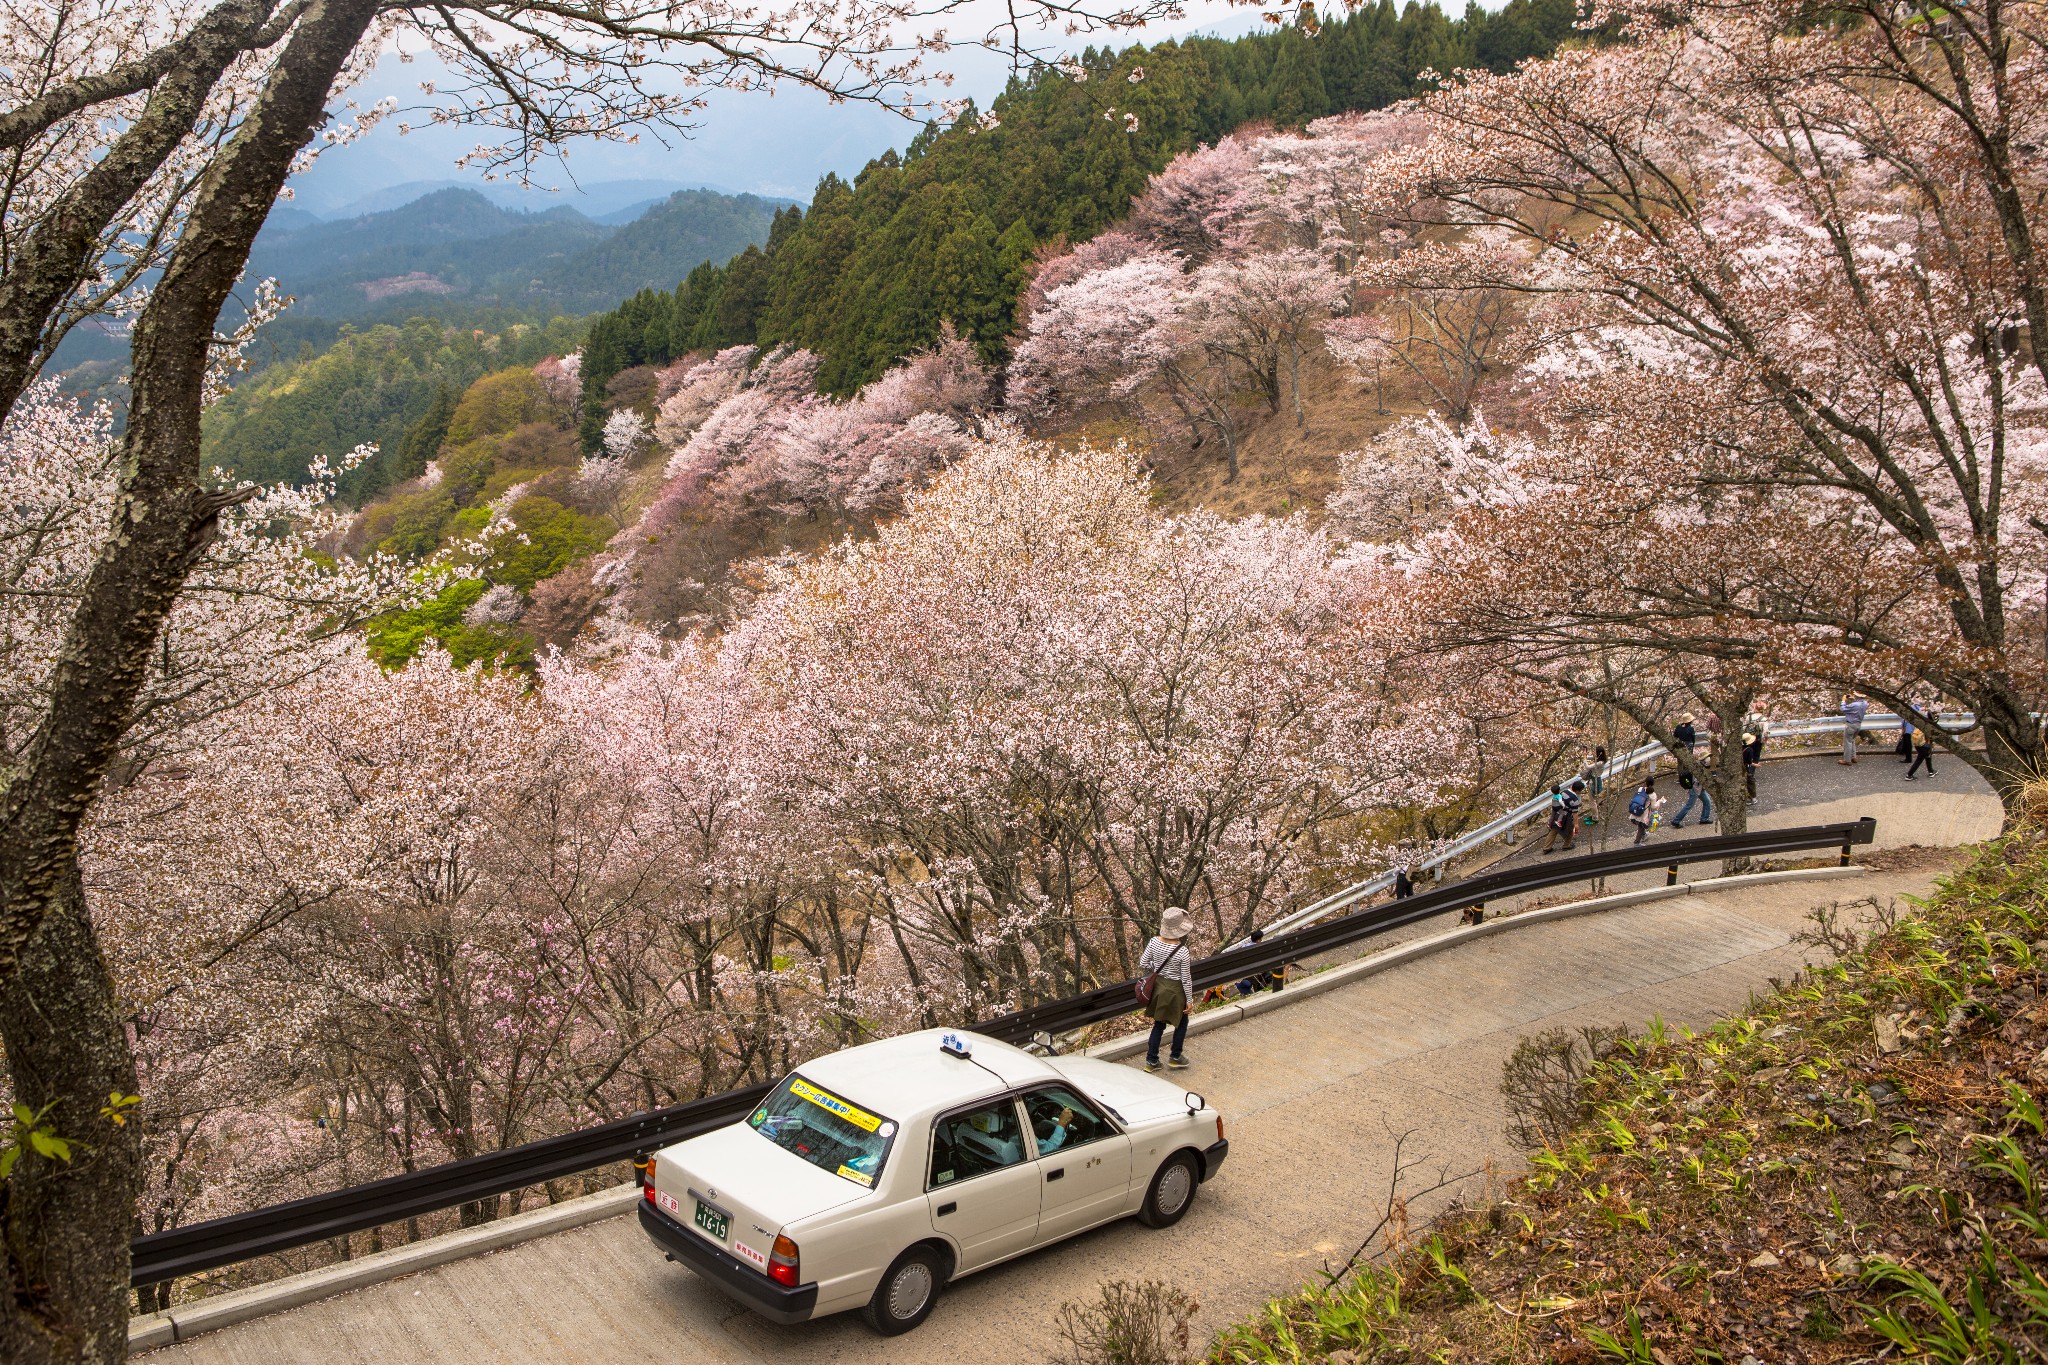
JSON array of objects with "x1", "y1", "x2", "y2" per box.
[
  {"x1": 1863, "y1": 1245, "x2": 2048, "y2": 1364},
  {"x1": 394, "y1": 384, "x2": 457, "y2": 484},
  {"x1": 574, "y1": 0, "x2": 1580, "y2": 430},
  {"x1": 489, "y1": 495, "x2": 609, "y2": 593},
  {"x1": 372, "y1": 486, "x2": 458, "y2": 559},
  {"x1": 0, "y1": 1102, "x2": 71, "y2": 1181},
  {"x1": 446, "y1": 367, "x2": 552, "y2": 445},
  {"x1": 365, "y1": 575, "x2": 534, "y2": 672},
  {"x1": 202, "y1": 314, "x2": 584, "y2": 500}
]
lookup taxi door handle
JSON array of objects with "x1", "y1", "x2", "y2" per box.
[
  {"x1": 1045, "y1": 1168, "x2": 1064, "y2": 1182},
  {"x1": 936, "y1": 1202, "x2": 957, "y2": 1216}
]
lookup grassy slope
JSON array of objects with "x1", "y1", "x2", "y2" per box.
[{"x1": 1207, "y1": 827, "x2": 2048, "y2": 1363}]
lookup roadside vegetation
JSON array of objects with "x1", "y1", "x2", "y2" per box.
[{"x1": 1187, "y1": 817, "x2": 2048, "y2": 1362}]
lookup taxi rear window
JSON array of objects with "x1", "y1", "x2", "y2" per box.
[{"x1": 747, "y1": 1074, "x2": 897, "y2": 1187}]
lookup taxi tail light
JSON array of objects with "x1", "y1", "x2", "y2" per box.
[
  {"x1": 635, "y1": 1158, "x2": 655, "y2": 1202},
  {"x1": 768, "y1": 1234, "x2": 800, "y2": 1287}
]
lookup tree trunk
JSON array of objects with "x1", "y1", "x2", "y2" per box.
[
  {"x1": 0, "y1": 866, "x2": 143, "y2": 1365},
  {"x1": 1288, "y1": 335, "x2": 1306, "y2": 428},
  {"x1": 0, "y1": 2, "x2": 382, "y2": 1358},
  {"x1": 1709, "y1": 711, "x2": 1752, "y2": 876},
  {"x1": 1968, "y1": 687, "x2": 2047, "y2": 824}
]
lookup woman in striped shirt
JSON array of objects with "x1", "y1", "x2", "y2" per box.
[{"x1": 1139, "y1": 907, "x2": 1196, "y2": 1072}]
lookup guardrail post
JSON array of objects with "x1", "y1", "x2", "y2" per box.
[
  {"x1": 1665, "y1": 862, "x2": 1680, "y2": 886},
  {"x1": 1841, "y1": 834, "x2": 1851, "y2": 867}
]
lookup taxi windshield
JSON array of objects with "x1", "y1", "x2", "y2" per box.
[{"x1": 747, "y1": 1074, "x2": 896, "y2": 1188}]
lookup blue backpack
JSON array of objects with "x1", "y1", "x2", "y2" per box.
[{"x1": 1628, "y1": 789, "x2": 1650, "y2": 818}]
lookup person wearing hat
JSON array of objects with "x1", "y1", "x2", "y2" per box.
[
  {"x1": 1741, "y1": 730, "x2": 1762, "y2": 797},
  {"x1": 1137, "y1": 907, "x2": 1196, "y2": 1072},
  {"x1": 1839, "y1": 691, "x2": 1869, "y2": 764}
]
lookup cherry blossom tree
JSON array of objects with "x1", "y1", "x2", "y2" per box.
[
  {"x1": 533, "y1": 353, "x2": 581, "y2": 412},
  {"x1": 0, "y1": 0, "x2": 1253, "y2": 1346},
  {"x1": 1009, "y1": 250, "x2": 1261, "y2": 476},
  {"x1": 731, "y1": 427, "x2": 1469, "y2": 1007},
  {"x1": 1126, "y1": 135, "x2": 1265, "y2": 263},
  {"x1": 1344, "y1": 5, "x2": 2048, "y2": 811},
  {"x1": 1256, "y1": 106, "x2": 1433, "y2": 271},
  {"x1": 1187, "y1": 248, "x2": 1347, "y2": 426}
]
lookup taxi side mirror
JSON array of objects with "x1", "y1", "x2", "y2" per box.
[{"x1": 1184, "y1": 1091, "x2": 1204, "y2": 1113}]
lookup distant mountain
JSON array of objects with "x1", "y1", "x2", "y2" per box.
[
  {"x1": 265, "y1": 203, "x2": 324, "y2": 232},
  {"x1": 592, "y1": 197, "x2": 671, "y2": 227},
  {"x1": 302, "y1": 176, "x2": 737, "y2": 221},
  {"x1": 530, "y1": 190, "x2": 792, "y2": 309},
  {"x1": 243, "y1": 185, "x2": 784, "y2": 319}
]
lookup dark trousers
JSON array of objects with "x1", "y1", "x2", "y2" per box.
[
  {"x1": 1907, "y1": 744, "x2": 1934, "y2": 778},
  {"x1": 1147, "y1": 1012, "x2": 1189, "y2": 1063}
]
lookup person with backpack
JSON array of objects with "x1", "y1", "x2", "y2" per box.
[
  {"x1": 1906, "y1": 722, "x2": 1936, "y2": 780},
  {"x1": 1137, "y1": 907, "x2": 1195, "y2": 1073},
  {"x1": 1541, "y1": 782, "x2": 1574, "y2": 853},
  {"x1": 1628, "y1": 776, "x2": 1660, "y2": 845},
  {"x1": 1672, "y1": 762, "x2": 1713, "y2": 828},
  {"x1": 1741, "y1": 730, "x2": 1763, "y2": 798}
]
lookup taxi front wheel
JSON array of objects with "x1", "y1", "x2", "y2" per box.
[
  {"x1": 863, "y1": 1244, "x2": 945, "y2": 1335},
  {"x1": 1139, "y1": 1151, "x2": 1200, "y2": 1228}
]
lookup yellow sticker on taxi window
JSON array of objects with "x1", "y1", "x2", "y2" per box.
[
  {"x1": 836, "y1": 1164, "x2": 875, "y2": 1185},
  {"x1": 790, "y1": 1078, "x2": 882, "y2": 1132}
]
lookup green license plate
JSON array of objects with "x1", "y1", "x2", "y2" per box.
[{"x1": 694, "y1": 1199, "x2": 729, "y2": 1241}]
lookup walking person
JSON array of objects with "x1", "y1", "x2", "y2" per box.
[
  {"x1": 1628, "y1": 776, "x2": 1660, "y2": 845},
  {"x1": 1674, "y1": 712, "x2": 1699, "y2": 754},
  {"x1": 1578, "y1": 746, "x2": 1609, "y2": 822},
  {"x1": 1541, "y1": 782, "x2": 1572, "y2": 853},
  {"x1": 1138, "y1": 907, "x2": 1195, "y2": 1073},
  {"x1": 1906, "y1": 723, "x2": 1936, "y2": 780},
  {"x1": 1839, "y1": 691, "x2": 1870, "y2": 764},
  {"x1": 1671, "y1": 763, "x2": 1713, "y2": 828},
  {"x1": 1895, "y1": 713, "x2": 1915, "y2": 763},
  {"x1": 1741, "y1": 730, "x2": 1762, "y2": 799}
]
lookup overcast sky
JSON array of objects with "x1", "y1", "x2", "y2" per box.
[{"x1": 290, "y1": 2, "x2": 1270, "y2": 214}]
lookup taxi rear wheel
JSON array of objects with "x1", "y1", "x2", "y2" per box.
[
  {"x1": 863, "y1": 1244, "x2": 945, "y2": 1335},
  {"x1": 1139, "y1": 1151, "x2": 1200, "y2": 1228}
]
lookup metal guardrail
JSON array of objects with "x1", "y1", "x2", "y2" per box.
[
  {"x1": 128, "y1": 816, "x2": 1873, "y2": 1289},
  {"x1": 1259, "y1": 711, "x2": 1971, "y2": 937}
]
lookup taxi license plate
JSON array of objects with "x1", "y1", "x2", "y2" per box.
[{"x1": 694, "y1": 1200, "x2": 730, "y2": 1241}]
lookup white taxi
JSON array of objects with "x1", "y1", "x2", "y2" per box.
[{"x1": 638, "y1": 1028, "x2": 1228, "y2": 1334}]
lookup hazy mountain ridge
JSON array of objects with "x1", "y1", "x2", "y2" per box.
[{"x1": 246, "y1": 185, "x2": 790, "y2": 320}]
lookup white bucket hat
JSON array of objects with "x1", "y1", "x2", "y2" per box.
[{"x1": 1160, "y1": 907, "x2": 1191, "y2": 940}]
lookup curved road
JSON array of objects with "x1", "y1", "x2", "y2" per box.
[{"x1": 146, "y1": 764, "x2": 2002, "y2": 1363}]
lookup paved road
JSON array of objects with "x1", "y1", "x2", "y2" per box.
[{"x1": 148, "y1": 759, "x2": 1999, "y2": 1363}]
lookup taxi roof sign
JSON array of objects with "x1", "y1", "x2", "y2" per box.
[{"x1": 939, "y1": 1032, "x2": 973, "y2": 1059}]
